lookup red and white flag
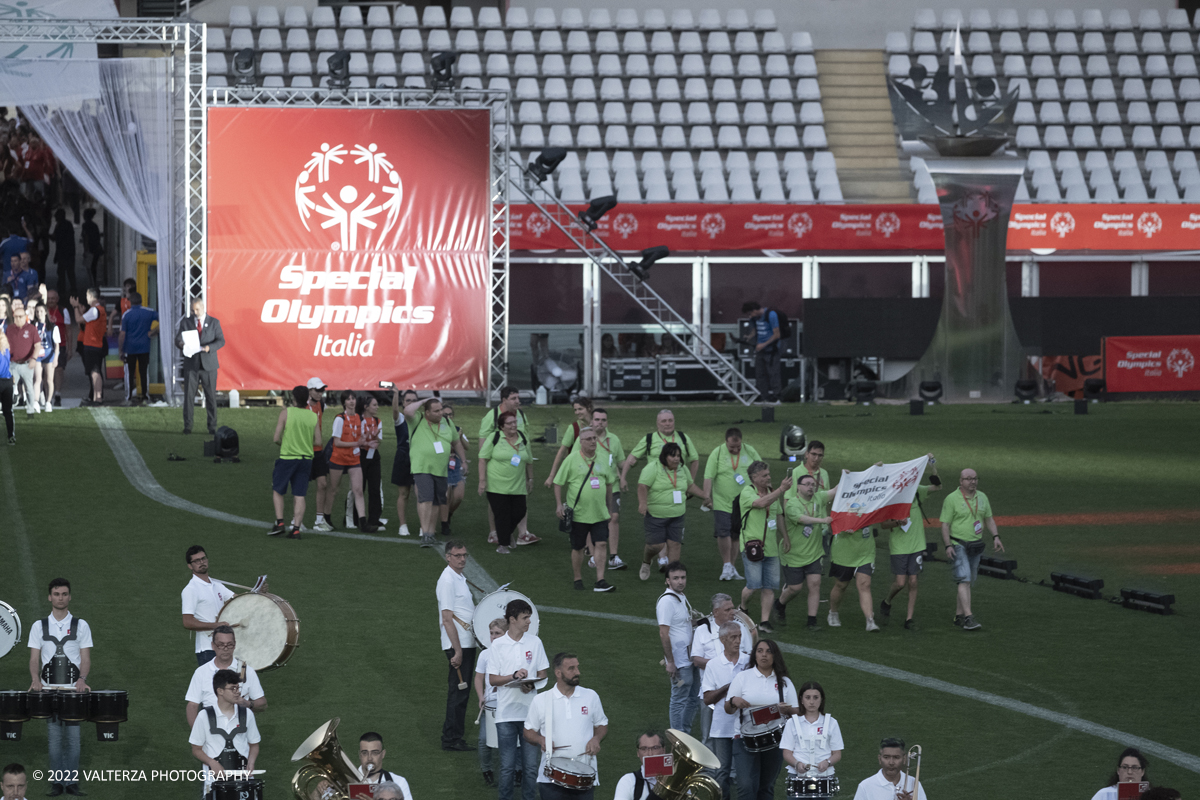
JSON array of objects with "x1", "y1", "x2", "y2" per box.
[{"x1": 830, "y1": 456, "x2": 930, "y2": 534}]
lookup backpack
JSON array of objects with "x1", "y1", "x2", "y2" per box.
[
  {"x1": 762, "y1": 308, "x2": 791, "y2": 343},
  {"x1": 492, "y1": 429, "x2": 529, "y2": 449},
  {"x1": 646, "y1": 431, "x2": 691, "y2": 458}
]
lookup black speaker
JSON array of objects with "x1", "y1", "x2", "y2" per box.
[{"x1": 204, "y1": 426, "x2": 239, "y2": 460}]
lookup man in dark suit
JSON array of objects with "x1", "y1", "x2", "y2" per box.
[{"x1": 175, "y1": 297, "x2": 225, "y2": 435}]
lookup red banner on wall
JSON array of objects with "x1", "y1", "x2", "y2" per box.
[
  {"x1": 207, "y1": 108, "x2": 491, "y2": 390},
  {"x1": 509, "y1": 203, "x2": 1200, "y2": 252},
  {"x1": 1104, "y1": 335, "x2": 1200, "y2": 392}
]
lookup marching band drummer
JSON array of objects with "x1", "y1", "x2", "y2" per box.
[
  {"x1": 699, "y1": 622, "x2": 750, "y2": 800},
  {"x1": 780, "y1": 682, "x2": 843, "y2": 784},
  {"x1": 489, "y1": 599, "x2": 550, "y2": 800},
  {"x1": 523, "y1": 653, "x2": 609, "y2": 800},
  {"x1": 181, "y1": 546, "x2": 235, "y2": 666},
  {"x1": 28, "y1": 578, "x2": 92, "y2": 798},
  {"x1": 475, "y1": 618, "x2": 510, "y2": 787},
  {"x1": 188, "y1": 669, "x2": 260, "y2": 798},
  {"x1": 724, "y1": 639, "x2": 798, "y2": 800},
  {"x1": 184, "y1": 625, "x2": 266, "y2": 728},
  {"x1": 436, "y1": 540, "x2": 477, "y2": 752}
]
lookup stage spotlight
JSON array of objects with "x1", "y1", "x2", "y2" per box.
[
  {"x1": 327, "y1": 50, "x2": 351, "y2": 90},
  {"x1": 918, "y1": 381, "x2": 943, "y2": 404},
  {"x1": 430, "y1": 51, "x2": 457, "y2": 89},
  {"x1": 978, "y1": 556, "x2": 1019, "y2": 580},
  {"x1": 1014, "y1": 379, "x2": 1038, "y2": 404},
  {"x1": 853, "y1": 381, "x2": 876, "y2": 405},
  {"x1": 628, "y1": 245, "x2": 669, "y2": 282},
  {"x1": 1119, "y1": 587, "x2": 1176, "y2": 615},
  {"x1": 779, "y1": 425, "x2": 806, "y2": 462},
  {"x1": 1083, "y1": 378, "x2": 1105, "y2": 402},
  {"x1": 233, "y1": 48, "x2": 256, "y2": 86},
  {"x1": 527, "y1": 147, "x2": 567, "y2": 183},
  {"x1": 578, "y1": 195, "x2": 617, "y2": 232},
  {"x1": 1051, "y1": 571, "x2": 1104, "y2": 600}
]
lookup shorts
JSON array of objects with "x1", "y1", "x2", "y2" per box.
[
  {"x1": 712, "y1": 510, "x2": 733, "y2": 538},
  {"x1": 891, "y1": 552, "x2": 924, "y2": 576},
  {"x1": 829, "y1": 562, "x2": 874, "y2": 582},
  {"x1": 328, "y1": 458, "x2": 361, "y2": 473},
  {"x1": 309, "y1": 449, "x2": 330, "y2": 479},
  {"x1": 570, "y1": 520, "x2": 609, "y2": 551},
  {"x1": 414, "y1": 473, "x2": 448, "y2": 505},
  {"x1": 80, "y1": 344, "x2": 104, "y2": 375},
  {"x1": 644, "y1": 514, "x2": 685, "y2": 545},
  {"x1": 608, "y1": 491, "x2": 621, "y2": 515},
  {"x1": 783, "y1": 558, "x2": 824, "y2": 585},
  {"x1": 743, "y1": 555, "x2": 780, "y2": 591},
  {"x1": 950, "y1": 540, "x2": 984, "y2": 584},
  {"x1": 391, "y1": 450, "x2": 414, "y2": 487},
  {"x1": 272, "y1": 457, "x2": 312, "y2": 496}
]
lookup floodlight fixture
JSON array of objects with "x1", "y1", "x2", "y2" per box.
[
  {"x1": 233, "y1": 48, "x2": 256, "y2": 86},
  {"x1": 327, "y1": 50, "x2": 351, "y2": 90},
  {"x1": 918, "y1": 381, "x2": 943, "y2": 404},
  {"x1": 853, "y1": 381, "x2": 876, "y2": 405},
  {"x1": 578, "y1": 195, "x2": 617, "y2": 232},
  {"x1": 1083, "y1": 378, "x2": 1106, "y2": 402},
  {"x1": 1119, "y1": 587, "x2": 1175, "y2": 615},
  {"x1": 1051, "y1": 571, "x2": 1104, "y2": 600},
  {"x1": 527, "y1": 147, "x2": 567, "y2": 183},
  {"x1": 430, "y1": 51, "x2": 457, "y2": 89},
  {"x1": 628, "y1": 245, "x2": 669, "y2": 282},
  {"x1": 1014, "y1": 379, "x2": 1038, "y2": 404},
  {"x1": 780, "y1": 425, "x2": 806, "y2": 462}
]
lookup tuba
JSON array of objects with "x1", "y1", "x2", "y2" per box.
[
  {"x1": 290, "y1": 718, "x2": 364, "y2": 800},
  {"x1": 650, "y1": 729, "x2": 723, "y2": 800}
]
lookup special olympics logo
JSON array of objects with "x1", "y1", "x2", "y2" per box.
[
  {"x1": 294, "y1": 142, "x2": 403, "y2": 251},
  {"x1": 613, "y1": 212, "x2": 639, "y2": 239},
  {"x1": 700, "y1": 212, "x2": 726, "y2": 238},
  {"x1": 952, "y1": 191, "x2": 998, "y2": 231},
  {"x1": 891, "y1": 466, "x2": 919, "y2": 490},
  {"x1": 527, "y1": 212, "x2": 551, "y2": 238},
  {"x1": 1166, "y1": 348, "x2": 1195, "y2": 378},
  {"x1": 787, "y1": 212, "x2": 813, "y2": 238},
  {"x1": 874, "y1": 212, "x2": 901, "y2": 237},
  {"x1": 1137, "y1": 212, "x2": 1163, "y2": 238},
  {"x1": 1050, "y1": 211, "x2": 1076, "y2": 238}
]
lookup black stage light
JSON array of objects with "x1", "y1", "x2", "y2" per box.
[
  {"x1": 978, "y1": 556, "x2": 1019, "y2": 580},
  {"x1": 853, "y1": 380, "x2": 876, "y2": 405},
  {"x1": 1119, "y1": 587, "x2": 1175, "y2": 615},
  {"x1": 1014, "y1": 379, "x2": 1038, "y2": 404},
  {"x1": 578, "y1": 195, "x2": 617, "y2": 231},
  {"x1": 780, "y1": 425, "x2": 806, "y2": 461},
  {"x1": 233, "y1": 48, "x2": 256, "y2": 86},
  {"x1": 327, "y1": 50, "x2": 351, "y2": 90},
  {"x1": 628, "y1": 245, "x2": 669, "y2": 282},
  {"x1": 919, "y1": 381, "x2": 943, "y2": 404},
  {"x1": 1083, "y1": 378, "x2": 1106, "y2": 402},
  {"x1": 527, "y1": 147, "x2": 567, "y2": 183},
  {"x1": 1051, "y1": 571, "x2": 1104, "y2": 600},
  {"x1": 430, "y1": 51, "x2": 457, "y2": 89}
]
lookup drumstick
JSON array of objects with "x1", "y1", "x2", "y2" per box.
[
  {"x1": 211, "y1": 576, "x2": 268, "y2": 593},
  {"x1": 475, "y1": 706, "x2": 484, "y2": 724}
]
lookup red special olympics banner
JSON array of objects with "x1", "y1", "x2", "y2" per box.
[
  {"x1": 1104, "y1": 335, "x2": 1200, "y2": 392},
  {"x1": 509, "y1": 203, "x2": 1200, "y2": 252},
  {"x1": 207, "y1": 108, "x2": 491, "y2": 390}
]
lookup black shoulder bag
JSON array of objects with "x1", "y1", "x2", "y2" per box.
[{"x1": 559, "y1": 459, "x2": 595, "y2": 533}]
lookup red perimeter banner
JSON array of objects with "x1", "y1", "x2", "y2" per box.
[
  {"x1": 509, "y1": 204, "x2": 1200, "y2": 252},
  {"x1": 207, "y1": 108, "x2": 491, "y2": 390},
  {"x1": 1104, "y1": 335, "x2": 1200, "y2": 392}
]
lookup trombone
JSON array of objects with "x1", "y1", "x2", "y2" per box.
[{"x1": 899, "y1": 745, "x2": 922, "y2": 800}]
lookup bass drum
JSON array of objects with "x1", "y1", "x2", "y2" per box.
[
  {"x1": 217, "y1": 592, "x2": 300, "y2": 672},
  {"x1": 0, "y1": 601, "x2": 22, "y2": 659},
  {"x1": 472, "y1": 589, "x2": 538, "y2": 647}
]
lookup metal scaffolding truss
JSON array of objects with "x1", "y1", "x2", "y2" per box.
[
  {"x1": 510, "y1": 164, "x2": 761, "y2": 406},
  {"x1": 207, "y1": 85, "x2": 511, "y2": 399}
]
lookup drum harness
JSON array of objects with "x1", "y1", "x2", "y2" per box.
[
  {"x1": 788, "y1": 714, "x2": 833, "y2": 774},
  {"x1": 205, "y1": 705, "x2": 249, "y2": 772},
  {"x1": 39, "y1": 616, "x2": 83, "y2": 685}
]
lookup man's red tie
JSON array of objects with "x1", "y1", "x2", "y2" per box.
[{"x1": 197, "y1": 319, "x2": 201, "y2": 333}]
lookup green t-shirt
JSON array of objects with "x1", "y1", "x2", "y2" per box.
[
  {"x1": 478, "y1": 407, "x2": 527, "y2": 440},
  {"x1": 554, "y1": 450, "x2": 616, "y2": 524},
  {"x1": 638, "y1": 460, "x2": 693, "y2": 520},
  {"x1": 561, "y1": 420, "x2": 584, "y2": 452},
  {"x1": 738, "y1": 484, "x2": 784, "y2": 559},
  {"x1": 702, "y1": 443, "x2": 762, "y2": 513},
  {"x1": 831, "y1": 526, "x2": 876, "y2": 569},
  {"x1": 782, "y1": 488, "x2": 832, "y2": 567},
  {"x1": 630, "y1": 430, "x2": 700, "y2": 465},
  {"x1": 889, "y1": 484, "x2": 933, "y2": 555},
  {"x1": 280, "y1": 407, "x2": 318, "y2": 460},
  {"x1": 940, "y1": 489, "x2": 993, "y2": 543},
  {"x1": 479, "y1": 433, "x2": 532, "y2": 496},
  {"x1": 408, "y1": 414, "x2": 455, "y2": 476},
  {"x1": 588, "y1": 431, "x2": 626, "y2": 478},
  {"x1": 798, "y1": 463, "x2": 831, "y2": 491}
]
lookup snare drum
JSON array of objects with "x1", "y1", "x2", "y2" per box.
[
  {"x1": 217, "y1": 592, "x2": 300, "y2": 672},
  {"x1": 786, "y1": 776, "x2": 840, "y2": 798},
  {"x1": 27, "y1": 689, "x2": 57, "y2": 719},
  {"x1": 740, "y1": 707, "x2": 785, "y2": 753},
  {"x1": 544, "y1": 757, "x2": 596, "y2": 790},
  {"x1": 209, "y1": 778, "x2": 264, "y2": 800},
  {"x1": 56, "y1": 690, "x2": 91, "y2": 722}
]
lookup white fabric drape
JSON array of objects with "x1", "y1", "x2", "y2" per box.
[{"x1": 0, "y1": 57, "x2": 179, "y2": 397}]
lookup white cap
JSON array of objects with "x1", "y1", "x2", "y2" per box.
[{"x1": 306, "y1": 377, "x2": 326, "y2": 390}]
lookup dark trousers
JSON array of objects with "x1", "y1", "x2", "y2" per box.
[
  {"x1": 196, "y1": 650, "x2": 216, "y2": 666},
  {"x1": 442, "y1": 646, "x2": 476, "y2": 746},
  {"x1": 362, "y1": 455, "x2": 382, "y2": 524},
  {"x1": 56, "y1": 258, "x2": 76, "y2": 299},
  {"x1": 754, "y1": 348, "x2": 782, "y2": 401},
  {"x1": 125, "y1": 352, "x2": 149, "y2": 400},
  {"x1": 539, "y1": 783, "x2": 595, "y2": 800},
  {"x1": 487, "y1": 492, "x2": 527, "y2": 547},
  {"x1": 183, "y1": 367, "x2": 218, "y2": 433},
  {"x1": 0, "y1": 378, "x2": 13, "y2": 438}
]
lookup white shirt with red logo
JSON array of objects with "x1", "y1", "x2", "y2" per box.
[
  {"x1": 725, "y1": 668, "x2": 797, "y2": 738},
  {"x1": 488, "y1": 632, "x2": 549, "y2": 723},
  {"x1": 780, "y1": 713, "x2": 844, "y2": 777},
  {"x1": 524, "y1": 685, "x2": 609, "y2": 785}
]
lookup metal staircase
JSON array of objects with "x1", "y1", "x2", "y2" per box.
[{"x1": 508, "y1": 158, "x2": 760, "y2": 406}]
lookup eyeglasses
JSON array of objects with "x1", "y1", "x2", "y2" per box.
[
  {"x1": 213, "y1": 642, "x2": 236, "y2": 649},
  {"x1": 189, "y1": 556, "x2": 208, "y2": 565}
]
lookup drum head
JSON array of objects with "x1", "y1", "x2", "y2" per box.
[
  {"x1": 218, "y1": 594, "x2": 290, "y2": 671},
  {"x1": 0, "y1": 601, "x2": 22, "y2": 659},
  {"x1": 472, "y1": 590, "x2": 538, "y2": 647}
]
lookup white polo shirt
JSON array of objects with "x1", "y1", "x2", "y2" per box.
[
  {"x1": 613, "y1": 769, "x2": 655, "y2": 800},
  {"x1": 726, "y1": 668, "x2": 797, "y2": 737},
  {"x1": 655, "y1": 590, "x2": 693, "y2": 666},
  {"x1": 435, "y1": 566, "x2": 477, "y2": 650},
  {"x1": 698, "y1": 650, "x2": 749, "y2": 739},
  {"x1": 27, "y1": 614, "x2": 93, "y2": 688},
  {"x1": 188, "y1": 704, "x2": 261, "y2": 760},
  {"x1": 690, "y1": 617, "x2": 753, "y2": 664},
  {"x1": 184, "y1": 657, "x2": 265, "y2": 709},
  {"x1": 181, "y1": 575, "x2": 235, "y2": 653},
  {"x1": 524, "y1": 685, "x2": 609, "y2": 785},
  {"x1": 852, "y1": 769, "x2": 926, "y2": 800},
  {"x1": 364, "y1": 770, "x2": 413, "y2": 800},
  {"x1": 476, "y1": 649, "x2": 497, "y2": 706},
  {"x1": 780, "y1": 714, "x2": 844, "y2": 777},
  {"x1": 488, "y1": 632, "x2": 549, "y2": 723}
]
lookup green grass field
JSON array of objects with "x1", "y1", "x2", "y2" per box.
[{"x1": 1, "y1": 400, "x2": 1198, "y2": 799}]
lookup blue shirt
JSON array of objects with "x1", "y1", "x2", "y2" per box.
[
  {"x1": 120, "y1": 305, "x2": 158, "y2": 354},
  {"x1": 0, "y1": 347, "x2": 10, "y2": 380},
  {"x1": 755, "y1": 309, "x2": 781, "y2": 349},
  {"x1": 0, "y1": 235, "x2": 28, "y2": 276},
  {"x1": 8, "y1": 269, "x2": 37, "y2": 301}
]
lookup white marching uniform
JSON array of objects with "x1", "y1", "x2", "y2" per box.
[{"x1": 780, "y1": 713, "x2": 843, "y2": 777}]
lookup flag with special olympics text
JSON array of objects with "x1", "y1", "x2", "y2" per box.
[
  {"x1": 206, "y1": 107, "x2": 492, "y2": 390},
  {"x1": 829, "y1": 456, "x2": 930, "y2": 534}
]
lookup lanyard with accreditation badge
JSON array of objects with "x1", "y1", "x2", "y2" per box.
[{"x1": 961, "y1": 488, "x2": 983, "y2": 534}]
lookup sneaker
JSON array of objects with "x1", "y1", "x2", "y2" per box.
[
  {"x1": 879, "y1": 599, "x2": 892, "y2": 619},
  {"x1": 496, "y1": 546, "x2": 511, "y2": 554},
  {"x1": 827, "y1": 611, "x2": 841, "y2": 627},
  {"x1": 865, "y1": 618, "x2": 880, "y2": 632},
  {"x1": 6, "y1": 436, "x2": 14, "y2": 445},
  {"x1": 398, "y1": 524, "x2": 411, "y2": 537},
  {"x1": 43, "y1": 402, "x2": 53, "y2": 413},
  {"x1": 773, "y1": 599, "x2": 787, "y2": 623},
  {"x1": 953, "y1": 614, "x2": 964, "y2": 627},
  {"x1": 516, "y1": 532, "x2": 540, "y2": 546},
  {"x1": 657, "y1": 555, "x2": 668, "y2": 567},
  {"x1": 441, "y1": 522, "x2": 452, "y2": 536},
  {"x1": 594, "y1": 580, "x2": 615, "y2": 593},
  {"x1": 903, "y1": 619, "x2": 918, "y2": 631},
  {"x1": 729, "y1": 565, "x2": 743, "y2": 580},
  {"x1": 419, "y1": 534, "x2": 435, "y2": 548},
  {"x1": 962, "y1": 615, "x2": 982, "y2": 630},
  {"x1": 267, "y1": 522, "x2": 287, "y2": 536},
  {"x1": 588, "y1": 556, "x2": 596, "y2": 568},
  {"x1": 757, "y1": 621, "x2": 775, "y2": 635},
  {"x1": 807, "y1": 619, "x2": 821, "y2": 632},
  {"x1": 718, "y1": 563, "x2": 732, "y2": 581},
  {"x1": 487, "y1": 530, "x2": 498, "y2": 544},
  {"x1": 482, "y1": 771, "x2": 496, "y2": 788},
  {"x1": 609, "y1": 555, "x2": 627, "y2": 570},
  {"x1": 574, "y1": 580, "x2": 585, "y2": 591},
  {"x1": 285, "y1": 529, "x2": 302, "y2": 540},
  {"x1": 313, "y1": 520, "x2": 333, "y2": 533},
  {"x1": 639, "y1": 562, "x2": 651, "y2": 581}
]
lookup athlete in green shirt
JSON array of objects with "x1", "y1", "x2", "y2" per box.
[
  {"x1": 637, "y1": 442, "x2": 710, "y2": 579},
  {"x1": 554, "y1": 426, "x2": 617, "y2": 592},
  {"x1": 940, "y1": 468, "x2": 1004, "y2": 631},
  {"x1": 405, "y1": 396, "x2": 466, "y2": 547},
  {"x1": 590, "y1": 408, "x2": 628, "y2": 571},
  {"x1": 620, "y1": 409, "x2": 701, "y2": 488},
  {"x1": 737, "y1": 461, "x2": 792, "y2": 633},
  {"x1": 827, "y1": 461, "x2": 884, "y2": 632},
  {"x1": 478, "y1": 410, "x2": 534, "y2": 553},
  {"x1": 777, "y1": 474, "x2": 834, "y2": 630},
  {"x1": 477, "y1": 386, "x2": 537, "y2": 547},
  {"x1": 270, "y1": 386, "x2": 322, "y2": 538},
  {"x1": 878, "y1": 454, "x2": 941, "y2": 630},
  {"x1": 701, "y1": 427, "x2": 761, "y2": 581},
  {"x1": 544, "y1": 395, "x2": 593, "y2": 488}
]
